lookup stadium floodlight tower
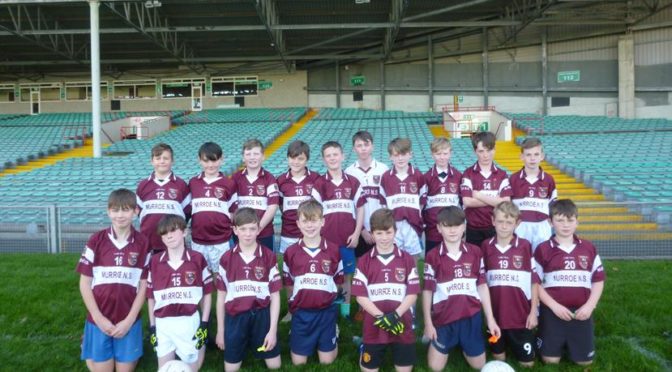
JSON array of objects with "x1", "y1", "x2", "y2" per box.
[{"x1": 89, "y1": 0, "x2": 102, "y2": 158}]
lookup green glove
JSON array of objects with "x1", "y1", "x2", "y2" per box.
[
  {"x1": 149, "y1": 325, "x2": 158, "y2": 351},
  {"x1": 374, "y1": 312, "x2": 404, "y2": 335},
  {"x1": 193, "y1": 321, "x2": 208, "y2": 349}
]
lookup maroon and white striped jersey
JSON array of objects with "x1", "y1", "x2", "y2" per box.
[
  {"x1": 189, "y1": 172, "x2": 236, "y2": 245},
  {"x1": 379, "y1": 165, "x2": 426, "y2": 235},
  {"x1": 509, "y1": 168, "x2": 558, "y2": 222},
  {"x1": 277, "y1": 169, "x2": 320, "y2": 238},
  {"x1": 424, "y1": 242, "x2": 486, "y2": 326},
  {"x1": 534, "y1": 235, "x2": 605, "y2": 309},
  {"x1": 282, "y1": 238, "x2": 344, "y2": 313},
  {"x1": 352, "y1": 246, "x2": 420, "y2": 344},
  {"x1": 136, "y1": 172, "x2": 191, "y2": 252},
  {"x1": 147, "y1": 249, "x2": 213, "y2": 318},
  {"x1": 76, "y1": 227, "x2": 150, "y2": 324},
  {"x1": 460, "y1": 163, "x2": 512, "y2": 229},
  {"x1": 231, "y1": 168, "x2": 280, "y2": 238},
  {"x1": 216, "y1": 244, "x2": 281, "y2": 316},
  {"x1": 345, "y1": 160, "x2": 388, "y2": 232},
  {"x1": 422, "y1": 165, "x2": 463, "y2": 242},
  {"x1": 481, "y1": 235, "x2": 541, "y2": 329},
  {"x1": 310, "y1": 172, "x2": 365, "y2": 247}
]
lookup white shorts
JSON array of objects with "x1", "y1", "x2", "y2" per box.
[
  {"x1": 191, "y1": 241, "x2": 230, "y2": 272},
  {"x1": 155, "y1": 312, "x2": 200, "y2": 363},
  {"x1": 278, "y1": 236, "x2": 299, "y2": 254},
  {"x1": 516, "y1": 220, "x2": 552, "y2": 253},
  {"x1": 395, "y1": 220, "x2": 423, "y2": 256}
]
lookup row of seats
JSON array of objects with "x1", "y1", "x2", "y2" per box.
[
  {"x1": 315, "y1": 107, "x2": 441, "y2": 122},
  {"x1": 504, "y1": 113, "x2": 672, "y2": 134},
  {"x1": 173, "y1": 108, "x2": 307, "y2": 125}
]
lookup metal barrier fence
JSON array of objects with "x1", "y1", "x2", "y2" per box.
[{"x1": 1, "y1": 202, "x2": 671, "y2": 258}]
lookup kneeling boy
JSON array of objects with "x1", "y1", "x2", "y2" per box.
[{"x1": 352, "y1": 208, "x2": 420, "y2": 372}]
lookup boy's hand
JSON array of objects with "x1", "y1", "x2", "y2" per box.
[
  {"x1": 262, "y1": 331, "x2": 277, "y2": 352},
  {"x1": 551, "y1": 303, "x2": 574, "y2": 321},
  {"x1": 374, "y1": 312, "x2": 404, "y2": 335},
  {"x1": 525, "y1": 311, "x2": 538, "y2": 330},
  {"x1": 149, "y1": 325, "x2": 158, "y2": 351},
  {"x1": 110, "y1": 318, "x2": 133, "y2": 338},
  {"x1": 424, "y1": 324, "x2": 437, "y2": 341},
  {"x1": 215, "y1": 330, "x2": 225, "y2": 350},
  {"x1": 361, "y1": 230, "x2": 375, "y2": 245},
  {"x1": 346, "y1": 231, "x2": 360, "y2": 248},
  {"x1": 487, "y1": 319, "x2": 501, "y2": 339},
  {"x1": 574, "y1": 303, "x2": 595, "y2": 321},
  {"x1": 94, "y1": 315, "x2": 115, "y2": 336},
  {"x1": 193, "y1": 321, "x2": 208, "y2": 349}
]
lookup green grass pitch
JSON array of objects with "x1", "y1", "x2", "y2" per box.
[{"x1": 1, "y1": 254, "x2": 670, "y2": 371}]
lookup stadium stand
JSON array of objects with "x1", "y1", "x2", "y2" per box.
[
  {"x1": 505, "y1": 113, "x2": 672, "y2": 135},
  {"x1": 172, "y1": 107, "x2": 307, "y2": 125}
]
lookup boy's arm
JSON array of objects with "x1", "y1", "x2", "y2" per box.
[
  {"x1": 422, "y1": 290, "x2": 437, "y2": 340},
  {"x1": 356, "y1": 296, "x2": 384, "y2": 318},
  {"x1": 526, "y1": 283, "x2": 540, "y2": 330},
  {"x1": 147, "y1": 298, "x2": 156, "y2": 326},
  {"x1": 259, "y1": 204, "x2": 279, "y2": 232},
  {"x1": 538, "y1": 285, "x2": 573, "y2": 321},
  {"x1": 395, "y1": 294, "x2": 417, "y2": 317},
  {"x1": 79, "y1": 275, "x2": 115, "y2": 335},
  {"x1": 262, "y1": 291, "x2": 281, "y2": 351},
  {"x1": 215, "y1": 290, "x2": 226, "y2": 350},
  {"x1": 472, "y1": 191, "x2": 511, "y2": 207},
  {"x1": 462, "y1": 196, "x2": 489, "y2": 208},
  {"x1": 575, "y1": 281, "x2": 604, "y2": 321},
  {"x1": 111, "y1": 279, "x2": 148, "y2": 338},
  {"x1": 477, "y1": 283, "x2": 501, "y2": 338},
  {"x1": 200, "y1": 292, "x2": 212, "y2": 322},
  {"x1": 346, "y1": 206, "x2": 364, "y2": 248}
]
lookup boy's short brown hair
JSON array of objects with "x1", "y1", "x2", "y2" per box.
[
  {"x1": 198, "y1": 142, "x2": 223, "y2": 161},
  {"x1": 437, "y1": 206, "x2": 466, "y2": 227},
  {"x1": 370, "y1": 208, "x2": 396, "y2": 232},
  {"x1": 493, "y1": 201, "x2": 521, "y2": 220},
  {"x1": 321, "y1": 141, "x2": 343, "y2": 156},
  {"x1": 388, "y1": 137, "x2": 412, "y2": 155},
  {"x1": 108, "y1": 188, "x2": 137, "y2": 210},
  {"x1": 297, "y1": 199, "x2": 323, "y2": 220},
  {"x1": 157, "y1": 215, "x2": 187, "y2": 236},
  {"x1": 550, "y1": 199, "x2": 578, "y2": 219},
  {"x1": 471, "y1": 132, "x2": 496, "y2": 150},
  {"x1": 430, "y1": 137, "x2": 452, "y2": 153},
  {"x1": 520, "y1": 137, "x2": 543, "y2": 152},
  {"x1": 151, "y1": 143, "x2": 173, "y2": 159},
  {"x1": 233, "y1": 207, "x2": 260, "y2": 227},
  {"x1": 352, "y1": 130, "x2": 373, "y2": 145},
  {"x1": 287, "y1": 140, "x2": 310, "y2": 160},
  {"x1": 242, "y1": 139, "x2": 264, "y2": 154}
]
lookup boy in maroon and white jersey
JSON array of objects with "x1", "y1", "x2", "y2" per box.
[
  {"x1": 510, "y1": 137, "x2": 558, "y2": 251},
  {"x1": 380, "y1": 138, "x2": 426, "y2": 259},
  {"x1": 214, "y1": 208, "x2": 282, "y2": 372},
  {"x1": 77, "y1": 189, "x2": 150, "y2": 372},
  {"x1": 423, "y1": 137, "x2": 462, "y2": 253},
  {"x1": 423, "y1": 206, "x2": 500, "y2": 371},
  {"x1": 460, "y1": 132, "x2": 512, "y2": 247},
  {"x1": 136, "y1": 143, "x2": 191, "y2": 253},
  {"x1": 283, "y1": 200, "x2": 343, "y2": 366},
  {"x1": 277, "y1": 140, "x2": 319, "y2": 254},
  {"x1": 345, "y1": 130, "x2": 388, "y2": 257},
  {"x1": 352, "y1": 208, "x2": 420, "y2": 372},
  {"x1": 189, "y1": 142, "x2": 236, "y2": 273},
  {"x1": 231, "y1": 139, "x2": 279, "y2": 251},
  {"x1": 147, "y1": 215, "x2": 212, "y2": 371},
  {"x1": 482, "y1": 202, "x2": 540, "y2": 367},
  {"x1": 534, "y1": 199, "x2": 605, "y2": 366},
  {"x1": 311, "y1": 141, "x2": 365, "y2": 319}
]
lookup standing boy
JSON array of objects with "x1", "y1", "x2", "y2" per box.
[
  {"x1": 351, "y1": 208, "x2": 420, "y2": 372},
  {"x1": 423, "y1": 137, "x2": 463, "y2": 253},
  {"x1": 214, "y1": 208, "x2": 282, "y2": 371},
  {"x1": 311, "y1": 141, "x2": 365, "y2": 319},
  {"x1": 534, "y1": 199, "x2": 605, "y2": 366},
  {"x1": 482, "y1": 202, "x2": 540, "y2": 367},
  {"x1": 277, "y1": 140, "x2": 320, "y2": 254},
  {"x1": 379, "y1": 138, "x2": 425, "y2": 259},
  {"x1": 460, "y1": 132, "x2": 512, "y2": 247},
  {"x1": 189, "y1": 142, "x2": 236, "y2": 273},
  {"x1": 345, "y1": 130, "x2": 388, "y2": 257},
  {"x1": 283, "y1": 200, "x2": 343, "y2": 366},
  {"x1": 509, "y1": 137, "x2": 558, "y2": 251},
  {"x1": 77, "y1": 189, "x2": 150, "y2": 372},
  {"x1": 136, "y1": 143, "x2": 191, "y2": 253},
  {"x1": 147, "y1": 215, "x2": 212, "y2": 371},
  {"x1": 423, "y1": 206, "x2": 500, "y2": 371},
  {"x1": 231, "y1": 139, "x2": 279, "y2": 251}
]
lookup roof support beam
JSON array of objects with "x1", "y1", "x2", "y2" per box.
[
  {"x1": 253, "y1": 0, "x2": 290, "y2": 72},
  {"x1": 383, "y1": 0, "x2": 408, "y2": 59},
  {"x1": 103, "y1": 2, "x2": 204, "y2": 74}
]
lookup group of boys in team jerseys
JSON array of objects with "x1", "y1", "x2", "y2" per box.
[{"x1": 77, "y1": 130, "x2": 605, "y2": 371}]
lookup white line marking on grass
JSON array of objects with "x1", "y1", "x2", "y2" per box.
[{"x1": 626, "y1": 337, "x2": 671, "y2": 371}]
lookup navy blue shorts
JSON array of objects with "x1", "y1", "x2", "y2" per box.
[
  {"x1": 290, "y1": 305, "x2": 338, "y2": 356},
  {"x1": 339, "y1": 246, "x2": 356, "y2": 274},
  {"x1": 432, "y1": 311, "x2": 485, "y2": 357},
  {"x1": 81, "y1": 319, "x2": 143, "y2": 363},
  {"x1": 224, "y1": 307, "x2": 280, "y2": 364}
]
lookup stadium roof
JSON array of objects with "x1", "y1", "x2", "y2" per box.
[{"x1": 0, "y1": 0, "x2": 670, "y2": 76}]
